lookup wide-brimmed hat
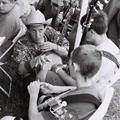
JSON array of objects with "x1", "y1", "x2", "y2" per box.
[{"x1": 25, "y1": 10, "x2": 52, "y2": 25}]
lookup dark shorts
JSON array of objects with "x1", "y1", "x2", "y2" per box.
[{"x1": 45, "y1": 71, "x2": 66, "y2": 86}]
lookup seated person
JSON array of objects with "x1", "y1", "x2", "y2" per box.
[
  {"x1": 1, "y1": 44, "x2": 102, "y2": 120},
  {"x1": 13, "y1": 10, "x2": 69, "y2": 79},
  {"x1": 36, "y1": 10, "x2": 120, "y2": 91},
  {"x1": 0, "y1": 0, "x2": 21, "y2": 62},
  {"x1": 80, "y1": 10, "x2": 120, "y2": 90}
]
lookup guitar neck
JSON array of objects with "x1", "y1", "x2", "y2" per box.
[{"x1": 58, "y1": 6, "x2": 74, "y2": 45}]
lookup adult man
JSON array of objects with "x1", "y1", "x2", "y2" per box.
[
  {"x1": 1, "y1": 45, "x2": 102, "y2": 120},
  {"x1": 0, "y1": 0, "x2": 21, "y2": 62},
  {"x1": 13, "y1": 10, "x2": 69, "y2": 77}
]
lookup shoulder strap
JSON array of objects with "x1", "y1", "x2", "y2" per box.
[
  {"x1": 101, "y1": 50, "x2": 120, "y2": 68},
  {"x1": 62, "y1": 94, "x2": 101, "y2": 108}
]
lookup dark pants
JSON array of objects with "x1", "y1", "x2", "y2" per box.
[{"x1": 107, "y1": 11, "x2": 120, "y2": 48}]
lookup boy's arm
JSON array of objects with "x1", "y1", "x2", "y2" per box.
[
  {"x1": 57, "y1": 69, "x2": 76, "y2": 86},
  {"x1": 28, "y1": 81, "x2": 45, "y2": 120},
  {"x1": 29, "y1": 96, "x2": 45, "y2": 120},
  {"x1": 51, "y1": 64, "x2": 76, "y2": 86},
  {"x1": 40, "y1": 83, "x2": 76, "y2": 94}
]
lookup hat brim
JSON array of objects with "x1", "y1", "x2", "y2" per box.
[{"x1": 25, "y1": 18, "x2": 53, "y2": 25}]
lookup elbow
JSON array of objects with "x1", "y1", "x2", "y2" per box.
[
  {"x1": 18, "y1": 62, "x2": 27, "y2": 74},
  {"x1": 18, "y1": 64, "x2": 24, "y2": 74}
]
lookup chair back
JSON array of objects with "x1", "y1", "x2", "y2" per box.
[
  {"x1": 89, "y1": 87, "x2": 114, "y2": 120},
  {"x1": 0, "y1": 23, "x2": 26, "y2": 61}
]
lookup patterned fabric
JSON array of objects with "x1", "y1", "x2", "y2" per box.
[
  {"x1": 13, "y1": 26, "x2": 69, "y2": 63},
  {"x1": 101, "y1": 50, "x2": 120, "y2": 68}
]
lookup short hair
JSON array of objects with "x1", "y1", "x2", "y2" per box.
[
  {"x1": 71, "y1": 45, "x2": 102, "y2": 79},
  {"x1": 80, "y1": 10, "x2": 108, "y2": 35}
]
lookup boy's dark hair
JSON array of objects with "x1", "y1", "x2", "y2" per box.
[
  {"x1": 71, "y1": 45, "x2": 102, "y2": 79},
  {"x1": 80, "y1": 10, "x2": 108, "y2": 35}
]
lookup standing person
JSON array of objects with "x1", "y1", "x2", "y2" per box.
[
  {"x1": 0, "y1": 0, "x2": 21, "y2": 62},
  {"x1": 1, "y1": 45, "x2": 102, "y2": 120},
  {"x1": 104, "y1": 0, "x2": 120, "y2": 48},
  {"x1": 13, "y1": 10, "x2": 69, "y2": 84}
]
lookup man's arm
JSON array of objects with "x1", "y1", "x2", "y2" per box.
[
  {"x1": 45, "y1": 26, "x2": 69, "y2": 57},
  {"x1": 53, "y1": 44, "x2": 68, "y2": 57},
  {"x1": 18, "y1": 55, "x2": 50, "y2": 74}
]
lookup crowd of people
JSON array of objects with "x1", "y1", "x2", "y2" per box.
[{"x1": 0, "y1": 0, "x2": 120, "y2": 120}]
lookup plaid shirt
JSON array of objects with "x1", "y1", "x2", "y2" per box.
[{"x1": 13, "y1": 26, "x2": 69, "y2": 63}]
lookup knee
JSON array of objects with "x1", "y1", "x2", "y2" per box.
[
  {"x1": 36, "y1": 70, "x2": 48, "y2": 82},
  {"x1": 1, "y1": 116, "x2": 15, "y2": 120}
]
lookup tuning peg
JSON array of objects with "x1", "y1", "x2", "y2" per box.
[
  {"x1": 96, "y1": 1, "x2": 104, "y2": 10},
  {"x1": 61, "y1": 101, "x2": 67, "y2": 107},
  {"x1": 104, "y1": 0, "x2": 109, "y2": 4}
]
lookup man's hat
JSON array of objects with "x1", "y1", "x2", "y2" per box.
[{"x1": 25, "y1": 10, "x2": 52, "y2": 25}]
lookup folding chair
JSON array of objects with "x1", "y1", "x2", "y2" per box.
[
  {"x1": 89, "y1": 87, "x2": 114, "y2": 120},
  {"x1": 0, "y1": 23, "x2": 26, "y2": 97}
]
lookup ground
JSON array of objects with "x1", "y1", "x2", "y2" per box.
[{"x1": 0, "y1": 58, "x2": 120, "y2": 119}]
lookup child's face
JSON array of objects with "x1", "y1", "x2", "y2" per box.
[
  {"x1": 0, "y1": 0, "x2": 14, "y2": 13},
  {"x1": 68, "y1": 52, "x2": 76, "y2": 80}
]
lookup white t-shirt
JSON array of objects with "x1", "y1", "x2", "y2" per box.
[{"x1": 92, "y1": 40, "x2": 120, "y2": 90}]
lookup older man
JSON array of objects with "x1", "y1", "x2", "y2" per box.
[{"x1": 13, "y1": 10, "x2": 69, "y2": 83}]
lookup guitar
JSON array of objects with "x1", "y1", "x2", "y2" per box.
[
  {"x1": 33, "y1": 52, "x2": 63, "y2": 74},
  {"x1": 42, "y1": 52, "x2": 63, "y2": 70},
  {"x1": 37, "y1": 90, "x2": 74, "y2": 120}
]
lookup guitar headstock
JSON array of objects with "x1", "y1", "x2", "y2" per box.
[
  {"x1": 89, "y1": 0, "x2": 104, "y2": 12},
  {"x1": 50, "y1": 107, "x2": 74, "y2": 120}
]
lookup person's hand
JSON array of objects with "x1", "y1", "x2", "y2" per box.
[
  {"x1": 40, "y1": 82, "x2": 55, "y2": 94},
  {"x1": 30, "y1": 55, "x2": 52, "y2": 68},
  {"x1": 27, "y1": 80, "x2": 40, "y2": 98},
  {"x1": 40, "y1": 42, "x2": 57, "y2": 52}
]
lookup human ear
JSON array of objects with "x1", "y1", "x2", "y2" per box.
[{"x1": 73, "y1": 63, "x2": 80, "y2": 73}]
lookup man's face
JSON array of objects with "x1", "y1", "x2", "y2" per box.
[
  {"x1": 29, "y1": 24, "x2": 46, "y2": 44},
  {"x1": 0, "y1": 0, "x2": 14, "y2": 13}
]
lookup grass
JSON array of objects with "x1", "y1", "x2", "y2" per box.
[{"x1": 0, "y1": 57, "x2": 120, "y2": 119}]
